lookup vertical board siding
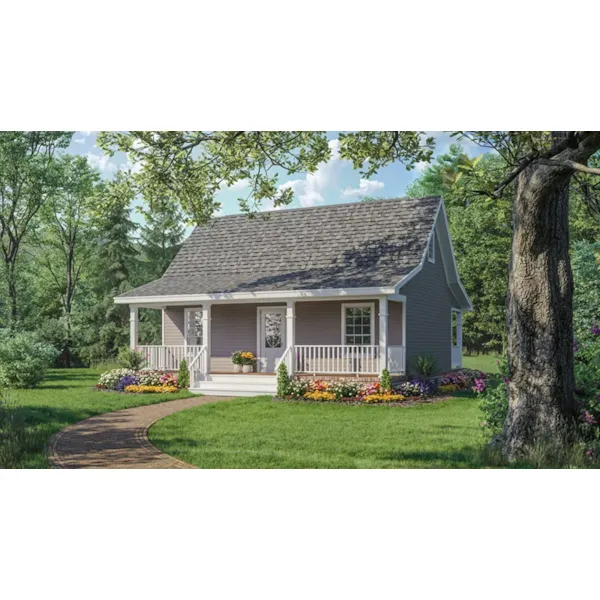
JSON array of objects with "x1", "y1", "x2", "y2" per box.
[
  {"x1": 163, "y1": 307, "x2": 186, "y2": 345},
  {"x1": 401, "y1": 228, "x2": 460, "y2": 374},
  {"x1": 295, "y1": 300, "x2": 380, "y2": 345}
]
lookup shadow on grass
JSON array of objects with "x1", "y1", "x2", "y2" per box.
[
  {"x1": 1, "y1": 404, "x2": 100, "y2": 469},
  {"x1": 378, "y1": 446, "x2": 486, "y2": 468}
]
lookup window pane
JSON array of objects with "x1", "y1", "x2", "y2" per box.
[
  {"x1": 265, "y1": 313, "x2": 282, "y2": 348},
  {"x1": 364, "y1": 335, "x2": 371, "y2": 345}
]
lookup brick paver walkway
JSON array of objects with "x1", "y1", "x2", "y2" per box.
[{"x1": 49, "y1": 396, "x2": 233, "y2": 469}]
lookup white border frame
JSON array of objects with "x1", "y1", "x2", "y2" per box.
[{"x1": 341, "y1": 302, "x2": 376, "y2": 346}]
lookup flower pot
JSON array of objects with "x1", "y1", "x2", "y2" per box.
[
  {"x1": 242, "y1": 364, "x2": 253, "y2": 373},
  {"x1": 233, "y1": 364, "x2": 241, "y2": 373}
]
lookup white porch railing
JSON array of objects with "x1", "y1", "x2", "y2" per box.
[
  {"x1": 189, "y1": 346, "x2": 208, "y2": 388},
  {"x1": 137, "y1": 345, "x2": 203, "y2": 371},
  {"x1": 451, "y1": 346, "x2": 462, "y2": 369},
  {"x1": 294, "y1": 345, "x2": 381, "y2": 375},
  {"x1": 387, "y1": 345, "x2": 405, "y2": 374},
  {"x1": 276, "y1": 346, "x2": 293, "y2": 373}
]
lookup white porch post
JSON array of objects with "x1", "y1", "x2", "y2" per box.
[
  {"x1": 286, "y1": 300, "x2": 296, "y2": 374},
  {"x1": 379, "y1": 296, "x2": 389, "y2": 373},
  {"x1": 129, "y1": 306, "x2": 138, "y2": 350},
  {"x1": 202, "y1": 303, "x2": 212, "y2": 374}
]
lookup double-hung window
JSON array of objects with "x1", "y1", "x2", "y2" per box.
[{"x1": 342, "y1": 303, "x2": 374, "y2": 346}]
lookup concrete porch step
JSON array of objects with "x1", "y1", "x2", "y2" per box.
[{"x1": 190, "y1": 374, "x2": 277, "y2": 397}]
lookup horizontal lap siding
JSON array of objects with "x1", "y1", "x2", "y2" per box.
[
  {"x1": 164, "y1": 307, "x2": 186, "y2": 345},
  {"x1": 402, "y1": 230, "x2": 459, "y2": 374},
  {"x1": 211, "y1": 303, "x2": 285, "y2": 372},
  {"x1": 295, "y1": 300, "x2": 379, "y2": 345}
]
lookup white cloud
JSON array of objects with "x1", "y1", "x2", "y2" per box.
[
  {"x1": 415, "y1": 160, "x2": 430, "y2": 172},
  {"x1": 277, "y1": 138, "x2": 349, "y2": 207},
  {"x1": 219, "y1": 178, "x2": 249, "y2": 191},
  {"x1": 73, "y1": 137, "x2": 86, "y2": 144},
  {"x1": 86, "y1": 152, "x2": 117, "y2": 175},
  {"x1": 341, "y1": 178, "x2": 385, "y2": 198}
]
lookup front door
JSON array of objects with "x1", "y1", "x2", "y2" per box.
[{"x1": 258, "y1": 307, "x2": 286, "y2": 372}]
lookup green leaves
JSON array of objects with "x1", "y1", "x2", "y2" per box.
[
  {"x1": 98, "y1": 131, "x2": 330, "y2": 224},
  {"x1": 338, "y1": 131, "x2": 435, "y2": 179}
]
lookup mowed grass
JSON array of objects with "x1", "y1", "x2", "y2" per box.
[
  {"x1": 149, "y1": 395, "x2": 485, "y2": 468},
  {"x1": 3, "y1": 368, "x2": 195, "y2": 468},
  {"x1": 463, "y1": 354, "x2": 501, "y2": 374}
]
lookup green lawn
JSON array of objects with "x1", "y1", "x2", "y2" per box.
[
  {"x1": 463, "y1": 354, "x2": 501, "y2": 373},
  {"x1": 149, "y1": 395, "x2": 485, "y2": 468},
  {"x1": 2, "y1": 368, "x2": 195, "y2": 468}
]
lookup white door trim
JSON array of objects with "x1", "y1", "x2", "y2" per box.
[{"x1": 256, "y1": 306, "x2": 287, "y2": 373}]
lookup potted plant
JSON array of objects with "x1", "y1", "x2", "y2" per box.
[
  {"x1": 239, "y1": 351, "x2": 257, "y2": 373},
  {"x1": 231, "y1": 351, "x2": 243, "y2": 373}
]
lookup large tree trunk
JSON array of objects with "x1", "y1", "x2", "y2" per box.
[{"x1": 502, "y1": 132, "x2": 600, "y2": 460}]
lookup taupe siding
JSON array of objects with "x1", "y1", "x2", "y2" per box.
[
  {"x1": 163, "y1": 307, "x2": 185, "y2": 345},
  {"x1": 211, "y1": 303, "x2": 286, "y2": 372},
  {"x1": 388, "y1": 300, "x2": 403, "y2": 346},
  {"x1": 295, "y1": 300, "x2": 380, "y2": 345},
  {"x1": 402, "y1": 228, "x2": 460, "y2": 374}
]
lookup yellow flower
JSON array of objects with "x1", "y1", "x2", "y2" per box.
[
  {"x1": 304, "y1": 391, "x2": 336, "y2": 401},
  {"x1": 363, "y1": 393, "x2": 405, "y2": 403}
]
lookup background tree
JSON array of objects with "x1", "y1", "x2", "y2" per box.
[
  {"x1": 137, "y1": 194, "x2": 185, "y2": 344},
  {"x1": 76, "y1": 174, "x2": 138, "y2": 363},
  {"x1": 32, "y1": 156, "x2": 101, "y2": 366},
  {"x1": 0, "y1": 132, "x2": 71, "y2": 327}
]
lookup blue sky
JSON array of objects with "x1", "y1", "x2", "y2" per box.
[{"x1": 68, "y1": 131, "x2": 487, "y2": 227}]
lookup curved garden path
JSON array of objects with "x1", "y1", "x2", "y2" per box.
[{"x1": 49, "y1": 395, "x2": 233, "y2": 469}]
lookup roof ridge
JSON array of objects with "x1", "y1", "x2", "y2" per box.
[{"x1": 208, "y1": 195, "x2": 441, "y2": 221}]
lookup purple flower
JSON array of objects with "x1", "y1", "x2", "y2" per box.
[
  {"x1": 573, "y1": 341, "x2": 579, "y2": 353},
  {"x1": 586, "y1": 449, "x2": 595, "y2": 458},
  {"x1": 591, "y1": 323, "x2": 600, "y2": 336},
  {"x1": 472, "y1": 378, "x2": 486, "y2": 393},
  {"x1": 584, "y1": 410, "x2": 598, "y2": 426},
  {"x1": 116, "y1": 374, "x2": 139, "y2": 392}
]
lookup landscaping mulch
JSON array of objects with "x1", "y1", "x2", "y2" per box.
[{"x1": 272, "y1": 395, "x2": 456, "y2": 407}]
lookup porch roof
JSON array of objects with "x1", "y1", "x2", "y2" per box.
[{"x1": 117, "y1": 196, "x2": 440, "y2": 299}]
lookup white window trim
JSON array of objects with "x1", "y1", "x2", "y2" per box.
[
  {"x1": 341, "y1": 302, "x2": 376, "y2": 346},
  {"x1": 427, "y1": 233, "x2": 436, "y2": 263},
  {"x1": 451, "y1": 308, "x2": 462, "y2": 348},
  {"x1": 184, "y1": 307, "x2": 203, "y2": 346}
]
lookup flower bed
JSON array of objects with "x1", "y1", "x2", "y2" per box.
[
  {"x1": 95, "y1": 368, "x2": 180, "y2": 394},
  {"x1": 275, "y1": 368, "x2": 488, "y2": 406}
]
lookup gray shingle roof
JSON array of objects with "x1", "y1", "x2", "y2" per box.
[{"x1": 118, "y1": 196, "x2": 441, "y2": 298}]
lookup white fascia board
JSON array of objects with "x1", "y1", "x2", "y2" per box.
[{"x1": 114, "y1": 286, "x2": 397, "y2": 306}]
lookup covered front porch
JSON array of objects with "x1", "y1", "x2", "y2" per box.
[{"x1": 128, "y1": 297, "x2": 407, "y2": 392}]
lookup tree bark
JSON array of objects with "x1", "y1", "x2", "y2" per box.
[{"x1": 502, "y1": 132, "x2": 600, "y2": 460}]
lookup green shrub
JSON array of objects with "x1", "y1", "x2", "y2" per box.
[
  {"x1": 475, "y1": 357, "x2": 508, "y2": 435},
  {"x1": 178, "y1": 359, "x2": 190, "y2": 389},
  {"x1": 415, "y1": 355, "x2": 437, "y2": 377},
  {"x1": 277, "y1": 361, "x2": 290, "y2": 397},
  {"x1": 380, "y1": 368, "x2": 392, "y2": 392},
  {"x1": 117, "y1": 347, "x2": 147, "y2": 370},
  {"x1": 0, "y1": 331, "x2": 58, "y2": 388}
]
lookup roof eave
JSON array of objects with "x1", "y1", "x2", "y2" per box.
[{"x1": 114, "y1": 285, "x2": 398, "y2": 306}]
